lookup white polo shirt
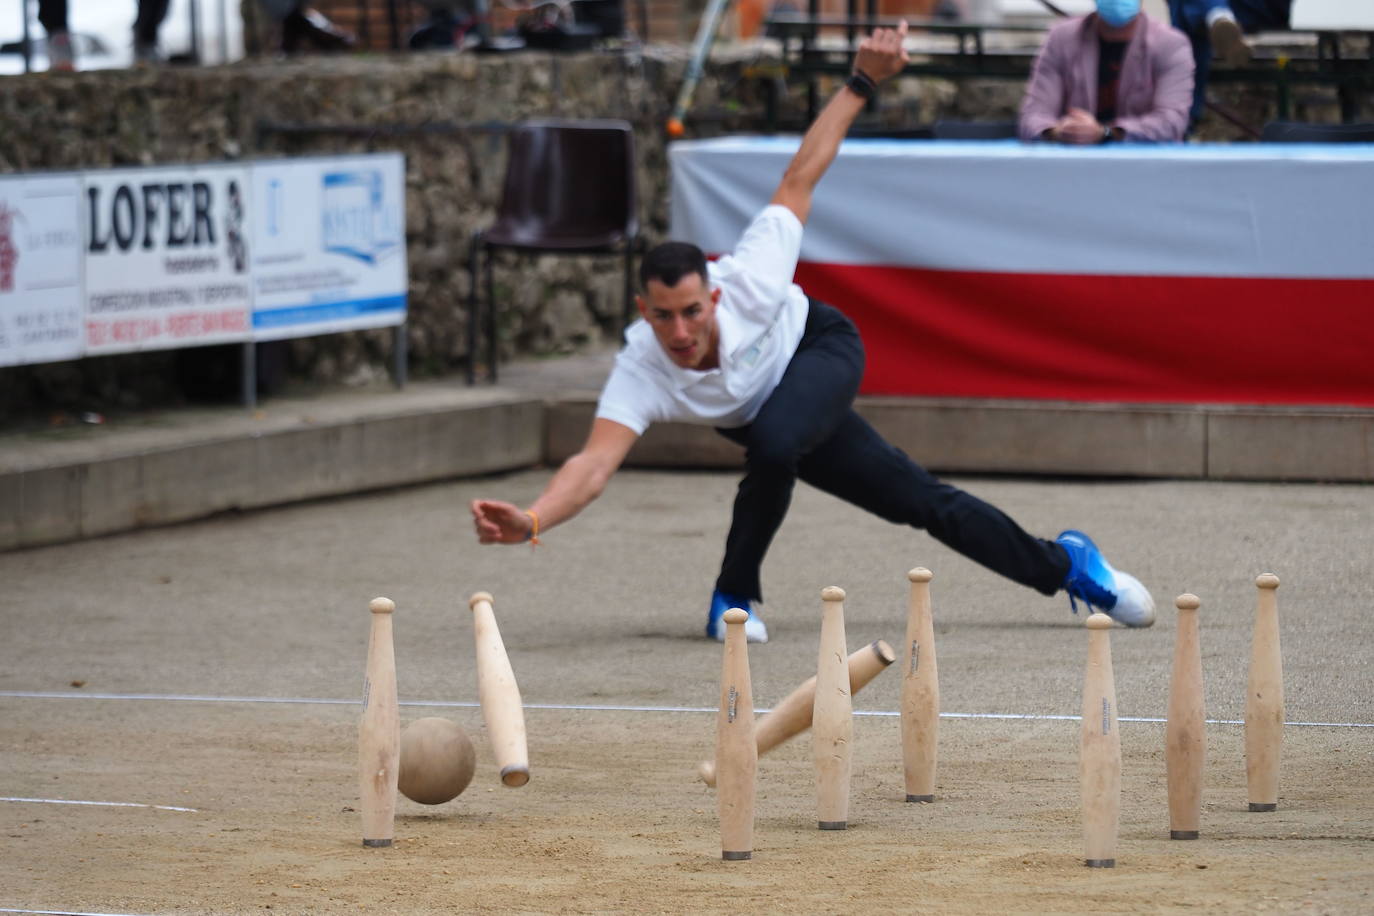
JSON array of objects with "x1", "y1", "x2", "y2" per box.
[{"x1": 595, "y1": 205, "x2": 811, "y2": 435}]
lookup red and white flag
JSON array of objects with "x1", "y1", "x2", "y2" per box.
[{"x1": 671, "y1": 138, "x2": 1374, "y2": 406}]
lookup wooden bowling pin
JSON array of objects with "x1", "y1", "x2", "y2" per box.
[
  {"x1": 900, "y1": 567, "x2": 939, "y2": 803},
  {"x1": 1245, "y1": 573, "x2": 1283, "y2": 812},
  {"x1": 359, "y1": 597, "x2": 400, "y2": 847},
  {"x1": 716, "y1": 608, "x2": 757, "y2": 861},
  {"x1": 1166, "y1": 593, "x2": 1205, "y2": 839},
  {"x1": 1080, "y1": 612, "x2": 1120, "y2": 868},
  {"x1": 813, "y1": 586, "x2": 852, "y2": 830},
  {"x1": 696, "y1": 640, "x2": 895, "y2": 788},
  {"x1": 468, "y1": 591, "x2": 530, "y2": 787}
]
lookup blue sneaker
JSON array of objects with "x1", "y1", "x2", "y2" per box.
[
  {"x1": 1056, "y1": 530, "x2": 1156, "y2": 628},
  {"x1": 706, "y1": 590, "x2": 769, "y2": 643}
]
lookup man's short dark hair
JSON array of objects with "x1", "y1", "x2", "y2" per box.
[{"x1": 639, "y1": 241, "x2": 708, "y2": 291}]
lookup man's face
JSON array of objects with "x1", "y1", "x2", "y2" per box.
[{"x1": 638, "y1": 272, "x2": 722, "y2": 371}]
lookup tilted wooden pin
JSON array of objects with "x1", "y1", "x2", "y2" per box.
[
  {"x1": 697, "y1": 640, "x2": 895, "y2": 788},
  {"x1": 469, "y1": 592, "x2": 530, "y2": 787}
]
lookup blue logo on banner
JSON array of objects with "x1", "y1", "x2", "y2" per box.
[{"x1": 321, "y1": 170, "x2": 401, "y2": 264}]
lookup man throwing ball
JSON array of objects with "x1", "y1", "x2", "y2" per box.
[{"x1": 472, "y1": 21, "x2": 1155, "y2": 642}]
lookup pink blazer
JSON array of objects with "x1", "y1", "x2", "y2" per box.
[{"x1": 1017, "y1": 13, "x2": 1194, "y2": 143}]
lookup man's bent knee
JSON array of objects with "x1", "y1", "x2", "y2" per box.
[{"x1": 745, "y1": 436, "x2": 806, "y2": 475}]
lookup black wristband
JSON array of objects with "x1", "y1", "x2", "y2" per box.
[{"x1": 846, "y1": 69, "x2": 877, "y2": 99}]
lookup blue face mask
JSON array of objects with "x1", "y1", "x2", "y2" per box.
[{"x1": 1096, "y1": 0, "x2": 1141, "y2": 27}]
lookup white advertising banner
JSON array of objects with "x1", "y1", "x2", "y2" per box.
[
  {"x1": 670, "y1": 137, "x2": 1374, "y2": 278},
  {"x1": 249, "y1": 154, "x2": 407, "y2": 342},
  {"x1": 82, "y1": 163, "x2": 252, "y2": 355},
  {"x1": 0, "y1": 174, "x2": 84, "y2": 367}
]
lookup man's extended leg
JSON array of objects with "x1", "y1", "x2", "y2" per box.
[
  {"x1": 799, "y1": 409, "x2": 1068, "y2": 593},
  {"x1": 710, "y1": 301, "x2": 864, "y2": 640},
  {"x1": 795, "y1": 409, "x2": 1155, "y2": 626}
]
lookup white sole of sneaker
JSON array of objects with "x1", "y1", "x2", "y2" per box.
[
  {"x1": 1109, "y1": 570, "x2": 1156, "y2": 628},
  {"x1": 707, "y1": 616, "x2": 769, "y2": 643},
  {"x1": 744, "y1": 618, "x2": 768, "y2": 643}
]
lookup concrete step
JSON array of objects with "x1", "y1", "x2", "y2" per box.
[
  {"x1": 548, "y1": 395, "x2": 1374, "y2": 482},
  {"x1": 0, "y1": 384, "x2": 544, "y2": 552},
  {"x1": 3, "y1": 355, "x2": 1371, "y2": 552}
]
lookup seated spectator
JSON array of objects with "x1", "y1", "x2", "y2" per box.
[
  {"x1": 35, "y1": 0, "x2": 75, "y2": 71},
  {"x1": 256, "y1": 0, "x2": 356, "y2": 53},
  {"x1": 1167, "y1": 1, "x2": 1291, "y2": 125},
  {"x1": 1018, "y1": 0, "x2": 1194, "y2": 144}
]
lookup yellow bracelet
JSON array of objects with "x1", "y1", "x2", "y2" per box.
[{"x1": 523, "y1": 509, "x2": 540, "y2": 546}]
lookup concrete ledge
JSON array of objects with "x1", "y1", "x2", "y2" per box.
[
  {"x1": 546, "y1": 399, "x2": 745, "y2": 468},
  {"x1": 4, "y1": 386, "x2": 1372, "y2": 553},
  {"x1": 859, "y1": 398, "x2": 1207, "y2": 478},
  {"x1": 549, "y1": 396, "x2": 1210, "y2": 478},
  {"x1": 1206, "y1": 408, "x2": 1374, "y2": 481},
  {"x1": 0, "y1": 392, "x2": 544, "y2": 552},
  {"x1": 549, "y1": 396, "x2": 1374, "y2": 482}
]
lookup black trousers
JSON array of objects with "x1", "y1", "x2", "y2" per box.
[
  {"x1": 133, "y1": 0, "x2": 170, "y2": 45},
  {"x1": 38, "y1": 0, "x2": 67, "y2": 33},
  {"x1": 38, "y1": 1, "x2": 168, "y2": 43},
  {"x1": 715, "y1": 299, "x2": 1070, "y2": 604}
]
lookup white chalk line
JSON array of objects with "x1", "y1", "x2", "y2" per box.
[
  {"x1": 1, "y1": 909, "x2": 154, "y2": 916},
  {"x1": 0, "y1": 797, "x2": 197, "y2": 813},
  {"x1": 2, "y1": 690, "x2": 1370, "y2": 729}
]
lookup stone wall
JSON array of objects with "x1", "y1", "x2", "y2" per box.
[
  {"x1": 0, "y1": 49, "x2": 696, "y2": 417},
  {"x1": 0, "y1": 43, "x2": 1367, "y2": 421}
]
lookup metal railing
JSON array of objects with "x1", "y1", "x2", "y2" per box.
[{"x1": 765, "y1": 4, "x2": 1374, "y2": 128}]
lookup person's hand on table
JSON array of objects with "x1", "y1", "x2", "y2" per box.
[{"x1": 1048, "y1": 108, "x2": 1106, "y2": 145}]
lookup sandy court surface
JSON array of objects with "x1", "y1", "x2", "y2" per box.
[{"x1": 2, "y1": 469, "x2": 1372, "y2": 913}]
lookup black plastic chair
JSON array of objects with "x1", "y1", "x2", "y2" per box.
[
  {"x1": 930, "y1": 120, "x2": 1020, "y2": 140},
  {"x1": 1260, "y1": 121, "x2": 1374, "y2": 143},
  {"x1": 468, "y1": 119, "x2": 641, "y2": 383}
]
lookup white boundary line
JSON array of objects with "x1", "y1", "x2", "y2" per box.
[
  {"x1": 2, "y1": 689, "x2": 1370, "y2": 729},
  {"x1": 0, "y1": 909, "x2": 154, "y2": 916},
  {"x1": 0, "y1": 797, "x2": 196, "y2": 813}
]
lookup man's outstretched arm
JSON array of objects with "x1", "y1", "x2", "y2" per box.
[
  {"x1": 770, "y1": 20, "x2": 910, "y2": 224},
  {"x1": 472, "y1": 418, "x2": 639, "y2": 544}
]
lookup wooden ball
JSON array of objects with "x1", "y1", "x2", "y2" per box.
[{"x1": 398, "y1": 717, "x2": 476, "y2": 805}]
